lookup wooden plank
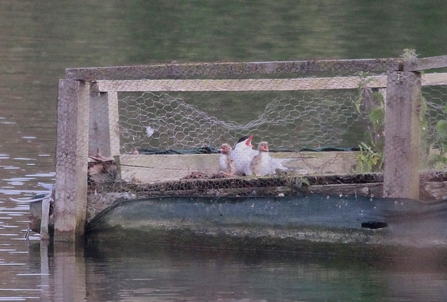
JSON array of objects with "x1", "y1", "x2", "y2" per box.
[
  {"x1": 107, "y1": 92, "x2": 121, "y2": 157},
  {"x1": 383, "y1": 71, "x2": 421, "y2": 199},
  {"x1": 405, "y1": 55, "x2": 447, "y2": 71},
  {"x1": 422, "y1": 73, "x2": 447, "y2": 86},
  {"x1": 91, "y1": 72, "x2": 446, "y2": 93},
  {"x1": 119, "y1": 151, "x2": 360, "y2": 184},
  {"x1": 55, "y1": 79, "x2": 90, "y2": 241},
  {"x1": 66, "y1": 59, "x2": 396, "y2": 81},
  {"x1": 89, "y1": 91, "x2": 120, "y2": 157},
  {"x1": 95, "y1": 76, "x2": 387, "y2": 92},
  {"x1": 40, "y1": 197, "x2": 50, "y2": 240},
  {"x1": 120, "y1": 154, "x2": 220, "y2": 183}
]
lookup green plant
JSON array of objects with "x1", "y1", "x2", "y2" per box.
[
  {"x1": 400, "y1": 48, "x2": 419, "y2": 60},
  {"x1": 354, "y1": 50, "x2": 429, "y2": 173},
  {"x1": 428, "y1": 108, "x2": 447, "y2": 169},
  {"x1": 354, "y1": 74, "x2": 385, "y2": 172},
  {"x1": 357, "y1": 142, "x2": 384, "y2": 172}
]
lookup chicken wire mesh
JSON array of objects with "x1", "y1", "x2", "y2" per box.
[
  {"x1": 422, "y1": 85, "x2": 447, "y2": 169},
  {"x1": 118, "y1": 89, "x2": 368, "y2": 153}
]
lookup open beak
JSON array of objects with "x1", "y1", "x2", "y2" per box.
[{"x1": 245, "y1": 135, "x2": 254, "y2": 147}]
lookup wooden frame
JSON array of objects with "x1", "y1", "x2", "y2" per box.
[{"x1": 55, "y1": 56, "x2": 447, "y2": 241}]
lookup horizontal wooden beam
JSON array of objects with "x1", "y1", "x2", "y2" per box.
[
  {"x1": 92, "y1": 73, "x2": 447, "y2": 92},
  {"x1": 67, "y1": 59, "x2": 396, "y2": 81},
  {"x1": 94, "y1": 76, "x2": 387, "y2": 92},
  {"x1": 421, "y1": 72, "x2": 447, "y2": 86},
  {"x1": 65, "y1": 56, "x2": 447, "y2": 82},
  {"x1": 405, "y1": 55, "x2": 447, "y2": 71}
]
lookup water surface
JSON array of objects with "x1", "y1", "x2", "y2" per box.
[{"x1": 1, "y1": 1, "x2": 447, "y2": 300}]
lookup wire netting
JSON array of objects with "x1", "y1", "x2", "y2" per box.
[
  {"x1": 422, "y1": 85, "x2": 447, "y2": 169},
  {"x1": 118, "y1": 89, "x2": 369, "y2": 153}
]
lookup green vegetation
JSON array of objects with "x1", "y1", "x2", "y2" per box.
[
  {"x1": 400, "y1": 48, "x2": 419, "y2": 60},
  {"x1": 428, "y1": 105, "x2": 447, "y2": 169},
  {"x1": 353, "y1": 49, "x2": 447, "y2": 173},
  {"x1": 354, "y1": 73, "x2": 385, "y2": 172},
  {"x1": 357, "y1": 142, "x2": 384, "y2": 172},
  {"x1": 354, "y1": 80, "x2": 434, "y2": 173}
]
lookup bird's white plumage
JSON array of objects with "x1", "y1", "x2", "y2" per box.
[
  {"x1": 219, "y1": 143, "x2": 235, "y2": 175},
  {"x1": 230, "y1": 135, "x2": 256, "y2": 176},
  {"x1": 250, "y1": 141, "x2": 287, "y2": 176}
]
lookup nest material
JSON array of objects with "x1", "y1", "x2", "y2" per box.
[{"x1": 88, "y1": 149, "x2": 117, "y2": 185}]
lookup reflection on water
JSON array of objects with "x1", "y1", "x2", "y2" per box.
[
  {"x1": 1, "y1": 0, "x2": 447, "y2": 300},
  {"x1": 2, "y1": 241, "x2": 442, "y2": 301}
]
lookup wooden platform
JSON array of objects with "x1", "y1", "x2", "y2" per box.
[
  {"x1": 80, "y1": 150, "x2": 447, "y2": 222},
  {"x1": 118, "y1": 151, "x2": 361, "y2": 184}
]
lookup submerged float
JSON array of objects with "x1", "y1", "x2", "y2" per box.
[
  {"x1": 29, "y1": 183, "x2": 447, "y2": 258},
  {"x1": 84, "y1": 194, "x2": 447, "y2": 257}
]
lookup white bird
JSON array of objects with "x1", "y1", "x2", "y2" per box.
[
  {"x1": 219, "y1": 143, "x2": 235, "y2": 175},
  {"x1": 250, "y1": 141, "x2": 288, "y2": 176},
  {"x1": 230, "y1": 135, "x2": 256, "y2": 176}
]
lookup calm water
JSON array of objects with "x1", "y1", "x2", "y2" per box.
[{"x1": 1, "y1": 0, "x2": 447, "y2": 300}]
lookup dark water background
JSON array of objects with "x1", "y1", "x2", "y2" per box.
[{"x1": 1, "y1": 1, "x2": 447, "y2": 300}]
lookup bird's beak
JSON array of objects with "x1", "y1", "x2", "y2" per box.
[{"x1": 245, "y1": 135, "x2": 254, "y2": 147}]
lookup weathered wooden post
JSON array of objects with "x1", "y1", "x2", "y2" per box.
[
  {"x1": 89, "y1": 89, "x2": 120, "y2": 157},
  {"x1": 383, "y1": 67, "x2": 422, "y2": 199},
  {"x1": 54, "y1": 79, "x2": 90, "y2": 241}
]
